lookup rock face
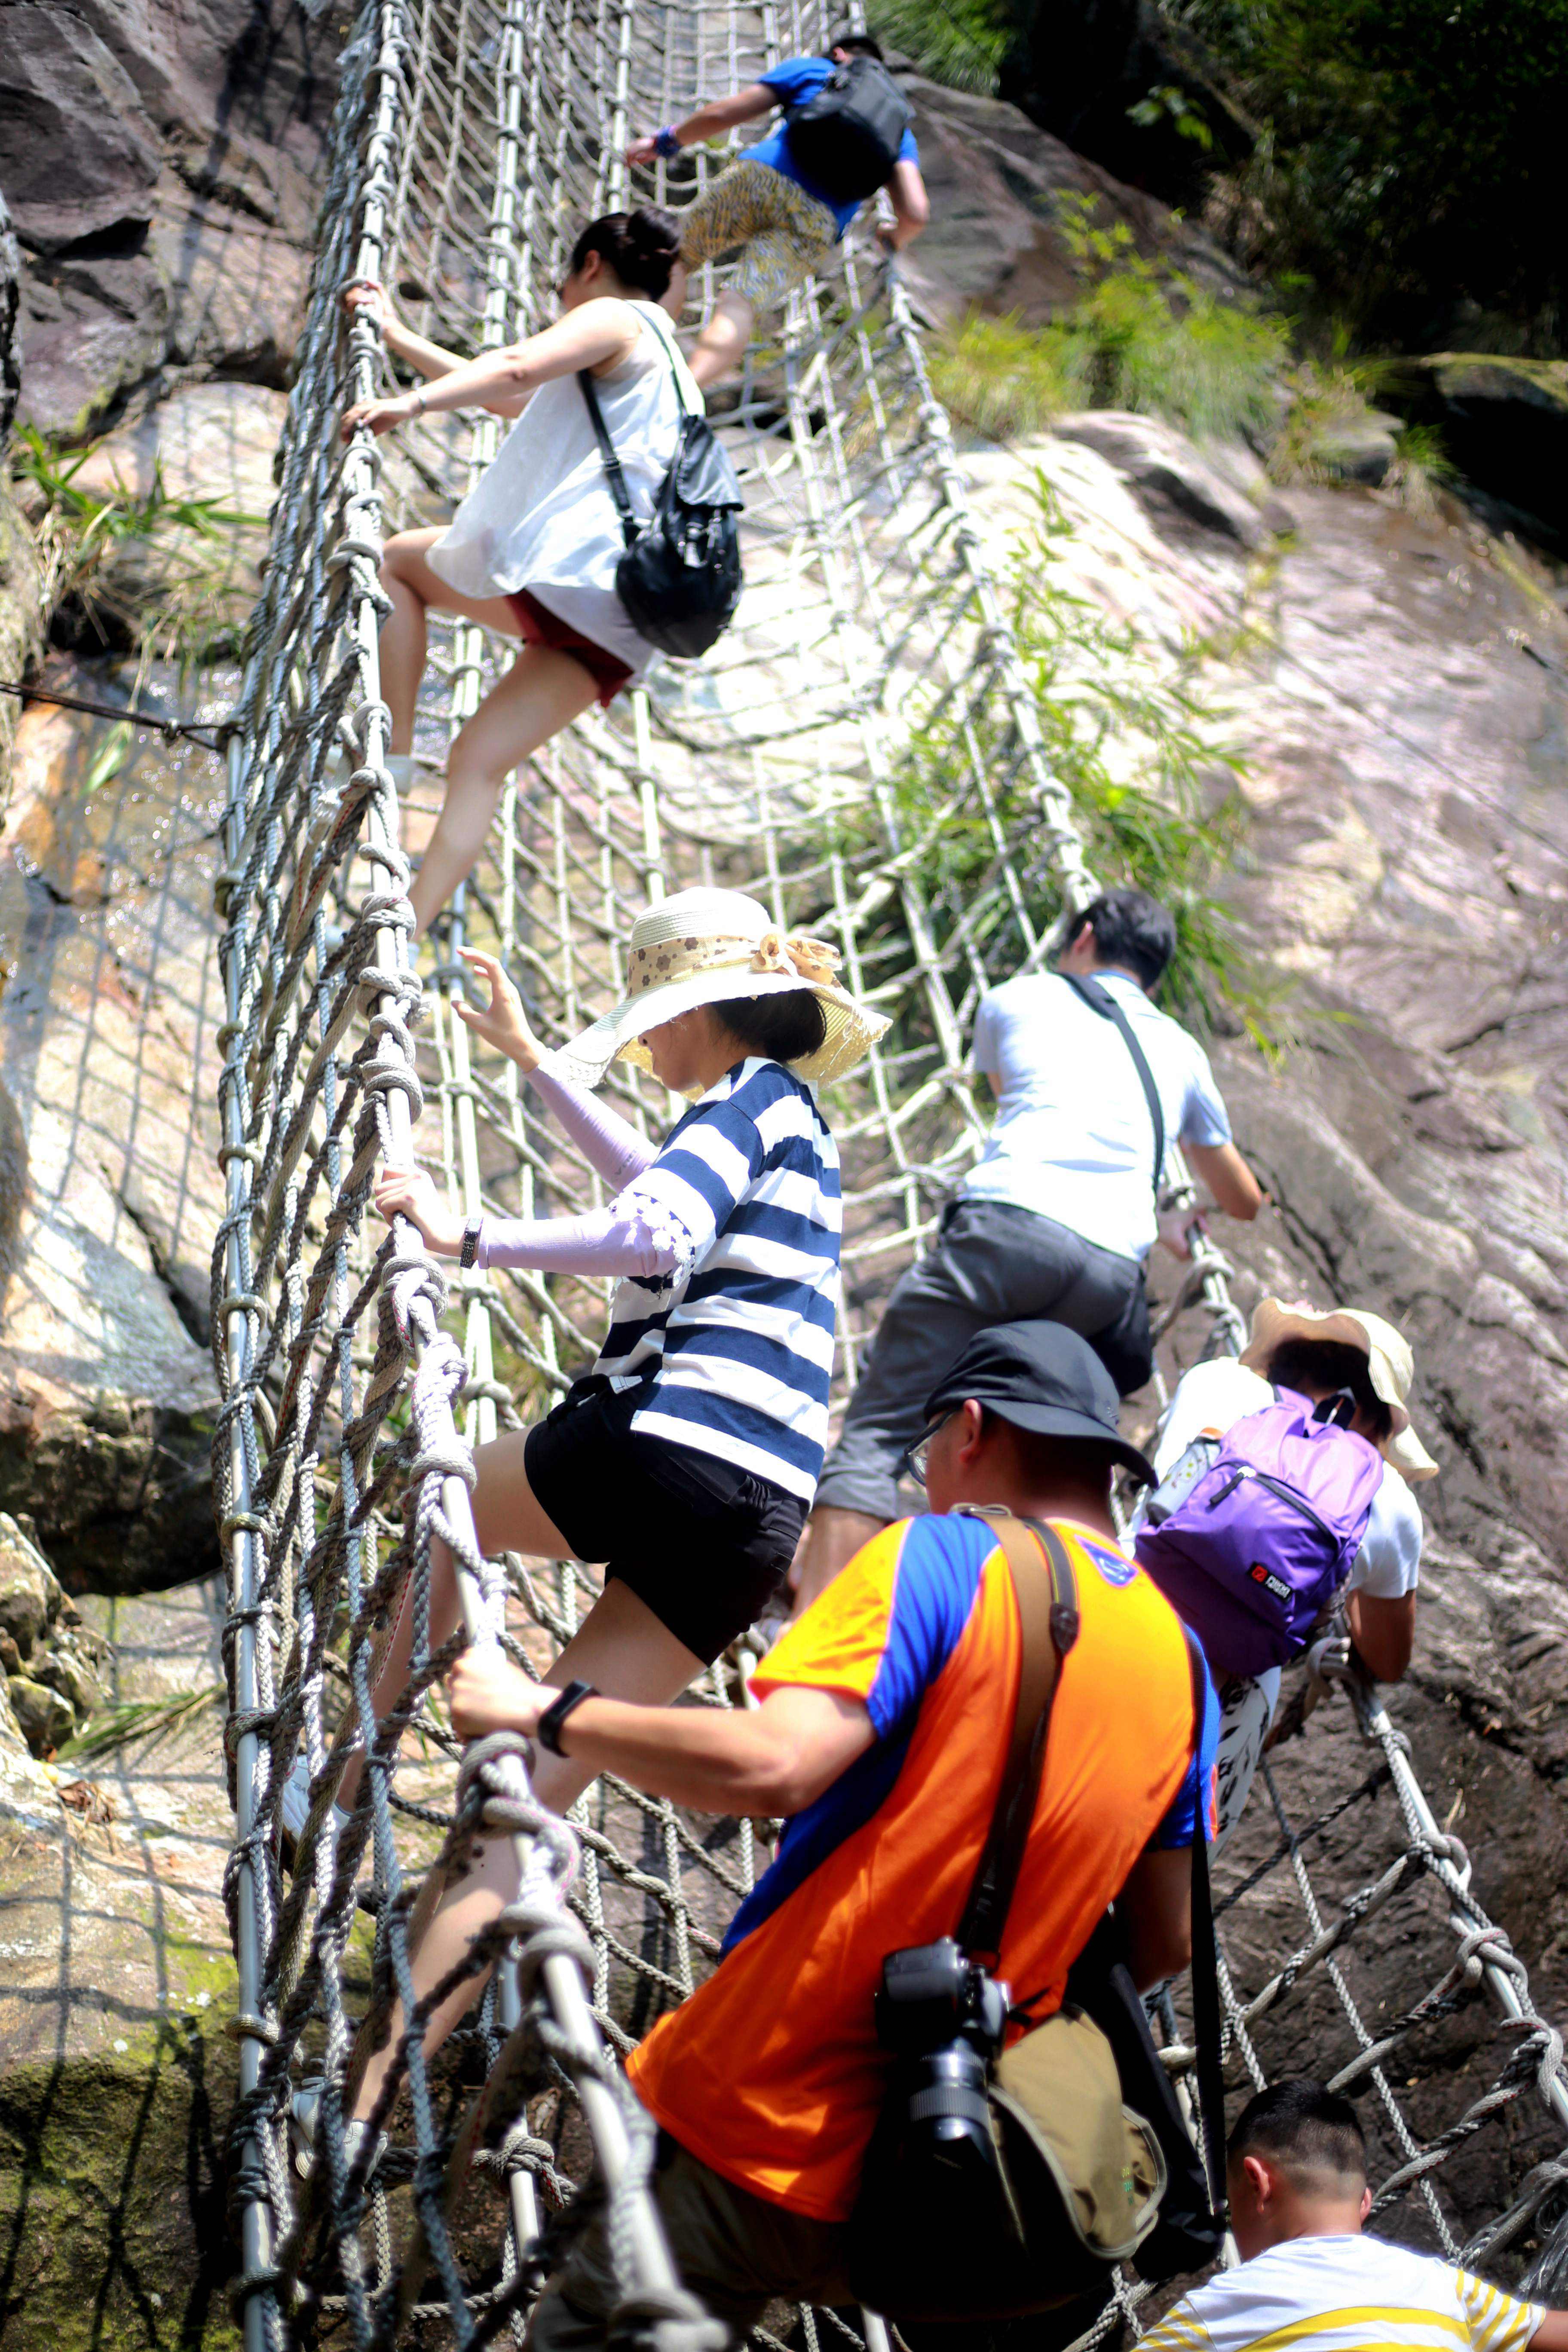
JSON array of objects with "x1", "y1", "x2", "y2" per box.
[
  {"x1": 897, "y1": 68, "x2": 1254, "y2": 328},
  {"x1": 1385, "y1": 355, "x2": 1568, "y2": 554},
  {"x1": 0, "y1": 1574, "x2": 241, "y2": 2349},
  {"x1": 0, "y1": 1512, "x2": 108, "y2": 1752},
  {"x1": 963, "y1": 413, "x2": 1568, "y2": 2245},
  {"x1": 0, "y1": 667, "x2": 228, "y2": 1592},
  {"x1": 0, "y1": 0, "x2": 344, "y2": 436}
]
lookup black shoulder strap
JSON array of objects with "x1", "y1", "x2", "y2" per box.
[
  {"x1": 1062, "y1": 970, "x2": 1166, "y2": 1197},
  {"x1": 1183, "y1": 1626, "x2": 1228, "y2": 2221},
  {"x1": 956, "y1": 1513, "x2": 1080, "y2": 1963},
  {"x1": 578, "y1": 366, "x2": 640, "y2": 551}
]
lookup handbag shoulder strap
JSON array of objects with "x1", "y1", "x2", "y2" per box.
[
  {"x1": 956, "y1": 1513, "x2": 1081, "y2": 1964},
  {"x1": 1062, "y1": 971, "x2": 1166, "y2": 1196},
  {"x1": 577, "y1": 365, "x2": 640, "y2": 551},
  {"x1": 1182, "y1": 1626, "x2": 1228, "y2": 2221}
]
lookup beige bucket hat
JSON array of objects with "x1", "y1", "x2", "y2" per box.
[
  {"x1": 551, "y1": 888, "x2": 889, "y2": 1094},
  {"x1": 1240, "y1": 1296, "x2": 1439, "y2": 1483}
]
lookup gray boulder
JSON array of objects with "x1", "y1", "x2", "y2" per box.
[{"x1": 1052, "y1": 407, "x2": 1289, "y2": 544}]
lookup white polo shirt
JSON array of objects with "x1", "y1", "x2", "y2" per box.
[
  {"x1": 1140, "y1": 2233, "x2": 1542, "y2": 2352},
  {"x1": 961, "y1": 971, "x2": 1232, "y2": 1263}
]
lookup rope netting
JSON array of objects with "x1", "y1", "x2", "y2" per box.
[{"x1": 211, "y1": 0, "x2": 1568, "y2": 2344}]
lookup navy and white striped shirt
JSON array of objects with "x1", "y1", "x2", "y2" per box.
[{"x1": 594, "y1": 1058, "x2": 842, "y2": 1502}]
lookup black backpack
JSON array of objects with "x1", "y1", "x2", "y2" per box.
[
  {"x1": 578, "y1": 313, "x2": 743, "y2": 661},
  {"x1": 785, "y1": 55, "x2": 913, "y2": 205}
]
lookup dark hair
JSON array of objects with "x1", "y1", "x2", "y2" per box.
[
  {"x1": 1064, "y1": 889, "x2": 1177, "y2": 992},
  {"x1": 570, "y1": 207, "x2": 681, "y2": 299},
  {"x1": 716, "y1": 989, "x2": 828, "y2": 1064},
  {"x1": 986, "y1": 1417, "x2": 1118, "y2": 1493},
  {"x1": 1228, "y1": 2079, "x2": 1366, "y2": 2189},
  {"x1": 829, "y1": 30, "x2": 885, "y2": 58},
  {"x1": 1265, "y1": 1338, "x2": 1394, "y2": 1444}
]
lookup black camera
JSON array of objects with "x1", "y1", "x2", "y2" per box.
[{"x1": 874, "y1": 1938, "x2": 1011, "y2": 2181}]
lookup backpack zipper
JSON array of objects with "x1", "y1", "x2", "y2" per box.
[{"x1": 1204, "y1": 1464, "x2": 1336, "y2": 1544}]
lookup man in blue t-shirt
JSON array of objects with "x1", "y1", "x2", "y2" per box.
[{"x1": 627, "y1": 31, "x2": 928, "y2": 386}]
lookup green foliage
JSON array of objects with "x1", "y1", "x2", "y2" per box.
[
  {"x1": 1164, "y1": 0, "x2": 1568, "y2": 349},
  {"x1": 933, "y1": 204, "x2": 1289, "y2": 447},
  {"x1": 870, "y1": 0, "x2": 1013, "y2": 92},
  {"x1": 840, "y1": 477, "x2": 1277, "y2": 1045},
  {"x1": 1127, "y1": 83, "x2": 1215, "y2": 149},
  {"x1": 58, "y1": 1685, "x2": 224, "y2": 1762},
  {"x1": 13, "y1": 425, "x2": 264, "y2": 661}
]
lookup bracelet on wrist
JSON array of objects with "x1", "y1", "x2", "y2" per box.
[
  {"x1": 653, "y1": 124, "x2": 681, "y2": 159},
  {"x1": 538, "y1": 1680, "x2": 597, "y2": 1757}
]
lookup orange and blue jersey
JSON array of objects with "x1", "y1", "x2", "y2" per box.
[{"x1": 627, "y1": 1510, "x2": 1219, "y2": 2222}]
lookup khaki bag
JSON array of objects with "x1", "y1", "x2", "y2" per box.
[{"x1": 848, "y1": 1515, "x2": 1168, "y2": 2329}]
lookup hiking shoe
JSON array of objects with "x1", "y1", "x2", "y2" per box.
[{"x1": 290, "y1": 2079, "x2": 386, "y2": 2183}]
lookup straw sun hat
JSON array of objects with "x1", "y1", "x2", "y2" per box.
[
  {"x1": 1240, "y1": 1296, "x2": 1439, "y2": 1483},
  {"x1": 549, "y1": 888, "x2": 889, "y2": 1093}
]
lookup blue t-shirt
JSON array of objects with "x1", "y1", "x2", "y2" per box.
[{"x1": 749, "y1": 54, "x2": 920, "y2": 238}]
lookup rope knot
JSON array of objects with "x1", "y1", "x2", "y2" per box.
[{"x1": 750, "y1": 929, "x2": 839, "y2": 989}]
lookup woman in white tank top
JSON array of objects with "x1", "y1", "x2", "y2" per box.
[{"x1": 340, "y1": 208, "x2": 700, "y2": 935}]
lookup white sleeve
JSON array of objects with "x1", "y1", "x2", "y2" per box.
[
  {"x1": 1150, "y1": 1359, "x2": 1273, "y2": 1479},
  {"x1": 1177, "y1": 1040, "x2": 1233, "y2": 1149},
  {"x1": 971, "y1": 992, "x2": 999, "y2": 1074},
  {"x1": 1346, "y1": 1465, "x2": 1423, "y2": 1596}
]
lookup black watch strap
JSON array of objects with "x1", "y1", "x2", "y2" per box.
[
  {"x1": 459, "y1": 1213, "x2": 484, "y2": 1269},
  {"x1": 537, "y1": 1679, "x2": 597, "y2": 1756}
]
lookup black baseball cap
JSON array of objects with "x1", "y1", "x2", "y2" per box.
[{"x1": 921, "y1": 1319, "x2": 1155, "y2": 1485}]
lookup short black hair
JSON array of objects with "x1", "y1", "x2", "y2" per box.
[
  {"x1": 829, "y1": 30, "x2": 885, "y2": 59},
  {"x1": 1064, "y1": 889, "x2": 1177, "y2": 992},
  {"x1": 570, "y1": 207, "x2": 681, "y2": 299},
  {"x1": 716, "y1": 989, "x2": 828, "y2": 1065},
  {"x1": 1265, "y1": 1339, "x2": 1394, "y2": 1445},
  {"x1": 1228, "y1": 2080, "x2": 1367, "y2": 2190}
]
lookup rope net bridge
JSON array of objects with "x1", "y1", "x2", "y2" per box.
[{"x1": 210, "y1": 0, "x2": 1568, "y2": 2342}]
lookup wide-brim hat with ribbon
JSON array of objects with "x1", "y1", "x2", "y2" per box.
[
  {"x1": 1240, "y1": 1296, "x2": 1439, "y2": 1483},
  {"x1": 550, "y1": 887, "x2": 889, "y2": 1093}
]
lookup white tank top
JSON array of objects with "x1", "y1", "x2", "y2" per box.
[{"x1": 426, "y1": 300, "x2": 700, "y2": 677}]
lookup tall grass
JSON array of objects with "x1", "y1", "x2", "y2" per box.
[{"x1": 933, "y1": 196, "x2": 1290, "y2": 449}]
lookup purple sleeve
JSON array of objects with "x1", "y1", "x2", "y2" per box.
[
  {"x1": 477, "y1": 1201, "x2": 681, "y2": 1278},
  {"x1": 528, "y1": 1060, "x2": 658, "y2": 1189}
]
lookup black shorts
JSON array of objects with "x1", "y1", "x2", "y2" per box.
[{"x1": 524, "y1": 1382, "x2": 805, "y2": 1665}]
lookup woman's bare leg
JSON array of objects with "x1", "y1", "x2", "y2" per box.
[
  {"x1": 351, "y1": 1580, "x2": 703, "y2": 2122},
  {"x1": 407, "y1": 646, "x2": 599, "y2": 936},
  {"x1": 376, "y1": 528, "x2": 525, "y2": 754},
  {"x1": 688, "y1": 290, "x2": 753, "y2": 390},
  {"x1": 337, "y1": 1429, "x2": 572, "y2": 1820}
]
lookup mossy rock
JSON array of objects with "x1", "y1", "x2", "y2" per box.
[
  {"x1": 0, "y1": 2015, "x2": 239, "y2": 2349},
  {"x1": 1384, "y1": 352, "x2": 1568, "y2": 550}
]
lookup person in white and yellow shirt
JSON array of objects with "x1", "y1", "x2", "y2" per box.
[{"x1": 1142, "y1": 2079, "x2": 1567, "y2": 2352}]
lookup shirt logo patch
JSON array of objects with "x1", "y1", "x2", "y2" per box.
[{"x1": 1081, "y1": 1537, "x2": 1137, "y2": 1587}]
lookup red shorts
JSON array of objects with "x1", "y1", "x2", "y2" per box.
[{"x1": 508, "y1": 589, "x2": 633, "y2": 708}]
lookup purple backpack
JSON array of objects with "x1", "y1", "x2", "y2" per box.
[{"x1": 1133, "y1": 1387, "x2": 1382, "y2": 1675}]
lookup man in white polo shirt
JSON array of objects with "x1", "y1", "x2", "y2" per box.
[
  {"x1": 1141, "y1": 2079, "x2": 1568, "y2": 2352},
  {"x1": 795, "y1": 888, "x2": 1263, "y2": 1605}
]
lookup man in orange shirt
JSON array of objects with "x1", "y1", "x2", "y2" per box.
[{"x1": 451, "y1": 1320, "x2": 1219, "y2": 2346}]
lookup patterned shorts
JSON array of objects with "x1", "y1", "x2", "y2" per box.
[{"x1": 678, "y1": 159, "x2": 838, "y2": 311}]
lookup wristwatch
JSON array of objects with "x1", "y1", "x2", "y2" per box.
[
  {"x1": 653, "y1": 124, "x2": 681, "y2": 158},
  {"x1": 537, "y1": 1680, "x2": 597, "y2": 1756},
  {"x1": 459, "y1": 1213, "x2": 484, "y2": 1270}
]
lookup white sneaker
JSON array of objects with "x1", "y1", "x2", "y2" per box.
[{"x1": 290, "y1": 2080, "x2": 385, "y2": 2181}]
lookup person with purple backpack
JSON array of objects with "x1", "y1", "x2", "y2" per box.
[{"x1": 1133, "y1": 1299, "x2": 1438, "y2": 1844}]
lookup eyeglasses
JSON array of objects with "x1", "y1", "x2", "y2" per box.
[{"x1": 900, "y1": 1415, "x2": 952, "y2": 1488}]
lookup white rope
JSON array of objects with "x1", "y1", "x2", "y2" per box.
[{"x1": 212, "y1": 0, "x2": 1568, "y2": 2341}]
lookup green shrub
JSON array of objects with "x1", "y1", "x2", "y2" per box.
[{"x1": 932, "y1": 209, "x2": 1289, "y2": 448}]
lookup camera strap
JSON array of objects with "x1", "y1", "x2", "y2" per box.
[
  {"x1": 956, "y1": 1514, "x2": 1080, "y2": 1966},
  {"x1": 1183, "y1": 1626, "x2": 1228, "y2": 2222}
]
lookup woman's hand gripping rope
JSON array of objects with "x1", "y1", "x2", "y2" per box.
[
  {"x1": 450, "y1": 1648, "x2": 548, "y2": 1744},
  {"x1": 374, "y1": 1164, "x2": 466, "y2": 1256}
]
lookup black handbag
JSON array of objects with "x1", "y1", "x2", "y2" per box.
[
  {"x1": 849, "y1": 1516, "x2": 1167, "y2": 2334},
  {"x1": 784, "y1": 56, "x2": 914, "y2": 203},
  {"x1": 578, "y1": 314, "x2": 743, "y2": 660}
]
